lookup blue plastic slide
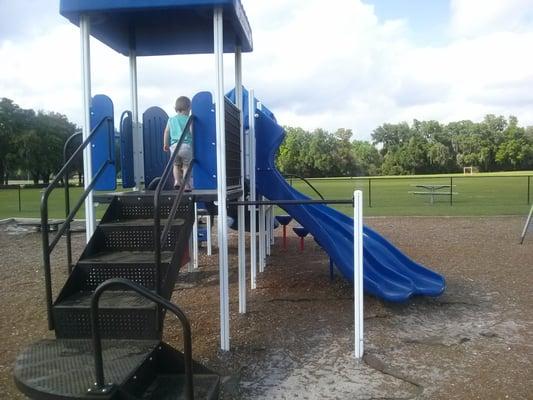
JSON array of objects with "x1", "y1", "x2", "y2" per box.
[{"x1": 253, "y1": 110, "x2": 445, "y2": 302}]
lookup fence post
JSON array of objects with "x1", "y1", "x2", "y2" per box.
[
  {"x1": 368, "y1": 178, "x2": 372, "y2": 208},
  {"x1": 18, "y1": 185, "x2": 22, "y2": 212},
  {"x1": 527, "y1": 176, "x2": 530, "y2": 205},
  {"x1": 450, "y1": 176, "x2": 453, "y2": 206}
]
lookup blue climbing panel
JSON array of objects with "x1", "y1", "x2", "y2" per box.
[
  {"x1": 142, "y1": 107, "x2": 169, "y2": 188},
  {"x1": 90, "y1": 94, "x2": 116, "y2": 190},
  {"x1": 226, "y1": 87, "x2": 276, "y2": 129},
  {"x1": 119, "y1": 111, "x2": 135, "y2": 189},
  {"x1": 191, "y1": 92, "x2": 217, "y2": 190}
]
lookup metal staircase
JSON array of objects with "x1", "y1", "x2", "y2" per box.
[{"x1": 13, "y1": 121, "x2": 220, "y2": 399}]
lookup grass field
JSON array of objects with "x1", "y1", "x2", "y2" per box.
[
  {"x1": 289, "y1": 172, "x2": 532, "y2": 217},
  {"x1": 0, "y1": 172, "x2": 531, "y2": 219},
  {"x1": 0, "y1": 187, "x2": 109, "y2": 220}
]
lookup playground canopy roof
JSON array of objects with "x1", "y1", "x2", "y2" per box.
[{"x1": 60, "y1": 0, "x2": 253, "y2": 56}]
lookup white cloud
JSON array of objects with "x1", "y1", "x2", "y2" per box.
[
  {"x1": 450, "y1": 0, "x2": 533, "y2": 37},
  {"x1": 0, "y1": 0, "x2": 532, "y2": 140}
]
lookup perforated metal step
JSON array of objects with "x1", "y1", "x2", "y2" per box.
[
  {"x1": 112, "y1": 194, "x2": 193, "y2": 221},
  {"x1": 14, "y1": 339, "x2": 158, "y2": 400},
  {"x1": 15, "y1": 339, "x2": 220, "y2": 400},
  {"x1": 100, "y1": 219, "x2": 185, "y2": 228},
  {"x1": 54, "y1": 291, "x2": 159, "y2": 339},
  {"x1": 80, "y1": 250, "x2": 174, "y2": 264},
  {"x1": 96, "y1": 224, "x2": 183, "y2": 251},
  {"x1": 76, "y1": 251, "x2": 173, "y2": 290}
]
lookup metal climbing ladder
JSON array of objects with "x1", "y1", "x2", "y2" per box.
[{"x1": 13, "y1": 117, "x2": 220, "y2": 399}]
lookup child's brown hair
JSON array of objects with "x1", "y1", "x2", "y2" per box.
[{"x1": 175, "y1": 96, "x2": 191, "y2": 113}]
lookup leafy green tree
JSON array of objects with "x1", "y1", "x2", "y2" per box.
[
  {"x1": 372, "y1": 122, "x2": 411, "y2": 155},
  {"x1": 333, "y1": 129, "x2": 358, "y2": 176},
  {"x1": 1, "y1": 98, "x2": 77, "y2": 184},
  {"x1": 352, "y1": 140, "x2": 381, "y2": 176}
]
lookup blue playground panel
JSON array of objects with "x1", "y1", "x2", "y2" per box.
[
  {"x1": 90, "y1": 95, "x2": 116, "y2": 191},
  {"x1": 142, "y1": 107, "x2": 170, "y2": 189},
  {"x1": 226, "y1": 87, "x2": 276, "y2": 129},
  {"x1": 191, "y1": 92, "x2": 217, "y2": 190},
  {"x1": 119, "y1": 111, "x2": 135, "y2": 188}
]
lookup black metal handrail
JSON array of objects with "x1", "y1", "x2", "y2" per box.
[
  {"x1": 153, "y1": 115, "x2": 194, "y2": 296},
  {"x1": 41, "y1": 117, "x2": 113, "y2": 330},
  {"x1": 89, "y1": 278, "x2": 194, "y2": 400},
  {"x1": 285, "y1": 174, "x2": 325, "y2": 200},
  {"x1": 63, "y1": 131, "x2": 82, "y2": 273},
  {"x1": 229, "y1": 199, "x2": 353, "y2": 206}
]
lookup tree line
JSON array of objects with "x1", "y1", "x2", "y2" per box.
[
  {"x1": 277, "y1": 115, "x2": 533, "y2": 177},
  {"x1": 0, "y1": 98, "x2": 78, "y2": 185},
  {"x1": 2, "y1": 97, "x2": 532, "y2": 185}
]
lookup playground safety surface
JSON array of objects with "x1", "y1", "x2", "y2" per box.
[{"x1": 0, "y1": 216, "x2": 531, "y2": 399}]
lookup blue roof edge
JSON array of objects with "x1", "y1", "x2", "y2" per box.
[{"x1": 59, "y1": 0, "x2": 253, "y2": 53}]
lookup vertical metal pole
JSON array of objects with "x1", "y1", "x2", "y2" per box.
[
  {"x1": 235, "y1": 47, "x2": 247, "y2": 314},
  {"x1": 520, "y1": 204, "x2": 533, "y2": 244},
  {"x1": 269, "y1": 207, "x2": 274, "y2": 246},
  {"x1": 214, "y1": 7, "x2": 230, "y2": 352},
  {"x1": 206, "y1": 215, "x2": 212, "y2": 256},
  {"x1": 368, "y1": 178, "x2": 372, "y2": 208},
  {"x1": 450, "y1": 176, "x2": 453, "y2": 206},
  {"x1": 259, "y1": 197, "x2": 266, "y2": 272},
  {"x1": 80, "y1": 15, "x2": 95, "y2": 242},
  {"x1": 527, "y1": 176, "x2": 530, "y2": 205},
  {"x1": 192, "y1": 202, "x2": 199, "y2": 269},
  {"x1": 18, "y1": 185, "x2": 21, "y2": 212},
  {"x1": 265, "y1": 205, "x2": 271, "y2": 254},
  {"x1": 249, "y1": 89, "x2": 257, "y2": 289},
  {"x1": 188, "y1": 235, "x2": 194, "y2": 273},
  {"x1": 129, "y1": 50, "x2": 144, "y2": 189},
  {"x1": 353, "y1": 190, "x2": 364, "y2": 359}
]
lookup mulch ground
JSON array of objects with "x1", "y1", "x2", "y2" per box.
[{"x1": 0, "y1": 216, "x2": 531, "y2": 399}]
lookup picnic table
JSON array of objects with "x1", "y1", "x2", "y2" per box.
[{"x1": 409, "y1": 184, "x2": 457, "y2": 204}]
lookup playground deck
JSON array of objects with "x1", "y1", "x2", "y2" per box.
[{"x1": 1, "y1": 216, "x2": 531, "y2": 399}]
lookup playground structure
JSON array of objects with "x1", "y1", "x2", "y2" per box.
[{"x1": 12, "y1": 1, "x2": 444, "y2": 399}]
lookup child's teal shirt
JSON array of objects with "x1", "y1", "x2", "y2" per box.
[{"x1": 168, "y1": 114, "x2": 192, "y2": 145}]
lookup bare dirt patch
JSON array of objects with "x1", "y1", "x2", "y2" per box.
[{"x1": 1, "y1": 216, "x2": 531, "y2": 399}]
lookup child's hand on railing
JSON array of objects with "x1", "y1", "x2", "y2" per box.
[{"x1": 163, "y1": 144, "x2": 170, "y2": 152}]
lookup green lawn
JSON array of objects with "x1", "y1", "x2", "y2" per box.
[
  {"x1": 288, "y1": 172, "x2": 532, "y2": 217},
  {"x1": 1, "y1": 172, "x2": 531, "y2": 219},
  {"x1": 0, "y1": 187, "x2": 109, "y2": 220}
]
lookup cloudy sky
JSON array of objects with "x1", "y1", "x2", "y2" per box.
[{"x1": 1, "y1": 0, "x2": 532, "y2": 139}]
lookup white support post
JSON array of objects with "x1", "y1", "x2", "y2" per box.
[
  {"x1": 206, "y1": 214, "x2": 212, "y2": 255},
  {"x1": 266, "y1": 206, "x2": 271, "y2": 257},
  {"x1": 235, "y1": 47, "x2": 247, "y2": 314},
  {"x1": 129, "y1": 50, "x2": 144, "y2": 189},
  {"x1": 192, "y1": 202, "x2": 199, "y2": 269},
  {"x1": 271, "y1": 207, "x2": 275, "y2": 245},
  {"x1": 259, "y1": 197, "x2": 266, "y2": 273},
  {"x1": 214, "y1": 7, "x2": 230, "y2": 352},
  {"x1": 80, "y1": 16, "x2": 95, "y2": 242},
  {"x1": 353, "y1": 190, "x2": 364, "y2": 359},
  {"x1": 520, "y1": 204, "x2": 533, "y2": 244},
  {"x1": 248, "y1": 89, "x2": 257, "y2": 289},
  {"x1": 188, "y1": 234, "x2": 194, "y2": 273}
]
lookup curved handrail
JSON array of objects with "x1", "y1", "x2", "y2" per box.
[
  {"x1": 89, "y1": 278, "x2": 194, "y2": 400},
  {"x1": 284, "y1": 174, "x2": 325, "y2": 200},
  {"x1": 41, "y1": 116, "x2": 113, "y2": 330},
  {"x1": 153, "y1": 115, "x2": 194, "y2": 295}
]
